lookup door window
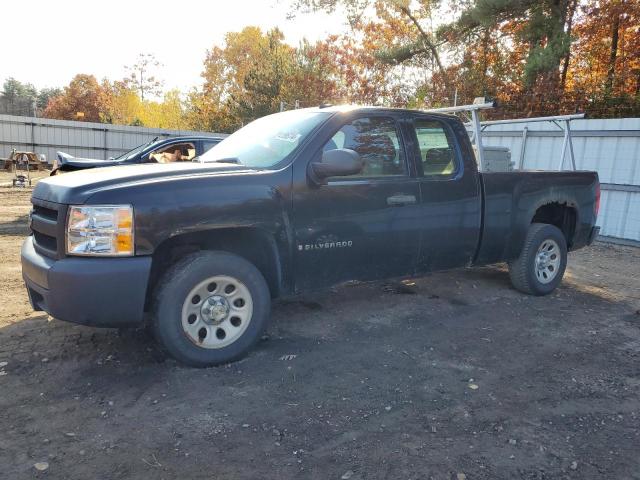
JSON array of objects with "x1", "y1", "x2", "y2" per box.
[
  {"x1": 322, "y1": 117, "x2": 406, "y2": 177},
  {"x1": 202, "y1": 140, "x2": 220, "y2": 154},
  {"x1": 413, "y1": 120, "x2": 458, "y2": 177},
  {"x1": 149, "y1": 142, "x2": 196, "y2": 163}
]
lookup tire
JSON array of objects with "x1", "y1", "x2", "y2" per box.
[
  {"x1": 508, "y1": 223, "x2": 567, "y2": 296},
  {"x1": 152, "y1": 251, "x2": 271, "y2": 367}
]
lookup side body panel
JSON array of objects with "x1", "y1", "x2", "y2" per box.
[
  {"x1": 85, "y1": 168, "x2": 296, "y2": 293},
  {"x1": 476, "y1": 170, "x2": 599, "y2": 265}
]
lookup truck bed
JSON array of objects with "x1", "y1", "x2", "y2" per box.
[{"x1": 475, "y1": 170, "x2": 599, "y2": 265}]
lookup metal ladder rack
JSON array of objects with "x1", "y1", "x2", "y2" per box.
[{"x1": 425, "y1": 100, "x2": 585, "y2": 171}]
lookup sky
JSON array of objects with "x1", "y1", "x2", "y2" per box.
[{"x1": 0, "y1": 0, "x2": 348, "y2": 95}]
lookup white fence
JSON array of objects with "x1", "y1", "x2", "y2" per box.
[
  {"x1": 0, "y1": 114, "x2": 222, "y2": 164},
  {"x1": 480, "y1": 118, "x2": 640, "y2": 245}
]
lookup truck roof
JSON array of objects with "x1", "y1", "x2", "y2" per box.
[
  {"x1": 158, "y1": 134, "x2": 226, "y2": 141},
  {"x1": 305, "y1": 104, "x2": 458, "y2": 120}
]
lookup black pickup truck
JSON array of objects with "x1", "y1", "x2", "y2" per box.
[{"x1": 21, "y1": 106, "x2": 600, "y2": 367}]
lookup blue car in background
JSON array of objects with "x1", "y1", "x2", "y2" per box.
[{"x1": 52, "y1": 135, "x2": 224, "y2": 174}]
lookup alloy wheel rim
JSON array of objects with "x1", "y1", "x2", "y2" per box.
[
  {"x1": 181, "y1": 275, "x2": 253, "y2": 349},
  {"x1": 534, "y1": 239, "x2": 561, "y2": 284}
]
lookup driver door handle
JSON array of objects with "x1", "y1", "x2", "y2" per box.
[{"x1": 387, "y1": 194, "x2": 417, "y2": 207}]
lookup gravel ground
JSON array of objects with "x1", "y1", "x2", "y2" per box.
[{"x1": 0, "y1": 172, "x2": 639, "y2": 479}]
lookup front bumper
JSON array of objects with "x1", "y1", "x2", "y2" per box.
[{"x1": 21, "y1": 236, "x2": 152, "y2": 327}]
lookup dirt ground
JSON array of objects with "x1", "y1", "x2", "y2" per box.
[{"x1": 0, "y1": 170, "x2": 639, "y2": 480}]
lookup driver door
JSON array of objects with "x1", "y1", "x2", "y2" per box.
[{"x1": 291, "y1": 113, "x2": 422, "y2": 291}]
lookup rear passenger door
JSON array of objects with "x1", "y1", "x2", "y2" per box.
[{"x1": 408, "y1": 116, "x2": 482, "y2": 271}]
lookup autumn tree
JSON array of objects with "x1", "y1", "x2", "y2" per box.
[
  {"x1": 138, "y1": 90, "x2": 188, "y2": 129},
  {"x1": 37, "y1": 87, "x2": 62, "y2": 111},
  {"x1": 101, "y1": 80, "x2": 144, "y2": 125},
  {"x1": 32, "y1": 1, "x2": 640, "y2": 127},
  {"x1": 124, "y1": 53, "x2": 164, "y2": 101},
  {"x1": 233, "y1": 29, "x2": 295, "y2": 120},
  {"x1": 290, "y1": 0, "x2": 453, "y2": 103},
  {"x1": 101, "y1": 80, "x2": 189, "y2": 129},
  {"x1": 188, "y1": 27, "x2": 297, "y2": 132},
  {"x1": 437, "y1": 1, "x2": 574, "y2": 116},
  {"x1": 290, "y1": 0, "x2": 640, "y2": 118},
  {"x1": 187, "y1": 21, "x2": 417, "y2": 132},
  {"x1": 188, "y1": 27, "x2": 265, "y2": 132},
  {"x1": 460, "y1": 2, "x2": 573, "y2": 87},
  {"x1": 43, "y1": 74, "x2": 106, "y2": 121},
  {"x1": 567, "y1": 0, "x2": 640, "y2": 116},
  {"x1": 283, "y1": 39, "x2": 340, "y2": 106}
]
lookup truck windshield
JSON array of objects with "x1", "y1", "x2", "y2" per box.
[
  {"x1": 113, "y1": 143, "x2": 148, "y2": 161},
  {"x1": 199, "y1": 110, "x2": 331, "y2": 168},
  {"x1": 113, "y1": 136, "x2": 160, "y2": 161}
]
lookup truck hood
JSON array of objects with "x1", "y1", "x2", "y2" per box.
[{"x1": 33, "y1": 162, "x2": 251, "y2": 204}]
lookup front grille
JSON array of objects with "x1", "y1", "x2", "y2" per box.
[
  {"x1": 33, "y1": 231, "x2": 57, "y2": 252},
  {"x1": 30, "y1": 198, "x2": 67, "y2": 259},
  {"x1": 33, "y1": 204, "x2": 58, "y2": 222}
]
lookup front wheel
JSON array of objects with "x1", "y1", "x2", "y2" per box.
[
  {"x1": 152, "y1": 251, "x2": 271, "y2": 367},
  {"x1": 508, "y1": 223, "x2": 568, "y2": 296}
]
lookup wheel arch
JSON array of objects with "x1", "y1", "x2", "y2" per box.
[
  {"x1": 145, "y1": 226, "x2": 284, "y2": 310},
  {"x1": 530, "y1": 201, "x2": 578, "y2": 248},
  {"x1": 508, "y1": 195, "x2": 580, "y2": 261}
]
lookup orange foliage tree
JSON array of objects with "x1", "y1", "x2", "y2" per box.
[
  {"x1": 43, "y1": 74, "x2": 107, "y2": 122},
  {"x1": 39, "y1": 1, "x2": 640, "y2": 127},
  {"x1": 567, "y1": 0, "x2": 640, "y2": 116}
]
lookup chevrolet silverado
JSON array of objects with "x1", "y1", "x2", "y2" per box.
[{"x1": 22, "y1": 106, "x2": 600, "y2": 366}]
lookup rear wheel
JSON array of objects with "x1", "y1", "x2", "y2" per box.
[
  {"x1": 152, "y1": 251, "x2": 271, "y2": 367},
  {"x1": 509, "y1": 223, "x2": 567, "y2": 296}
]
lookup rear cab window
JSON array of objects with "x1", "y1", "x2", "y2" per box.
[{"x1": 411, "y1": 118, "x2": 460, "y2": 178}]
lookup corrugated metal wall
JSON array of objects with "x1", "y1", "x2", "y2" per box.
[
  {"x1": 480, "y1": 118, "x2": 640, "y2": 244},
  {"x1": 0, "y1": 114, "x2": 223, "y2": 163}
]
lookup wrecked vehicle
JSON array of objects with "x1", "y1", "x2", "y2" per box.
[
  {"x1": 21, "y1": 106, "x2": 600, "y2": 366},
  {"x1": 52, "y1": 135, "x2": 223, "y2": 174}
]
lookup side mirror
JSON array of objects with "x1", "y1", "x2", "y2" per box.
[{"x1": 309, "y1": 148, "x2": 364, "y2": 184}]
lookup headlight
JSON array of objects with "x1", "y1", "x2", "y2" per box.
[{"x1": 66, "y1": 205, "x2": 134, "y2": 256}]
